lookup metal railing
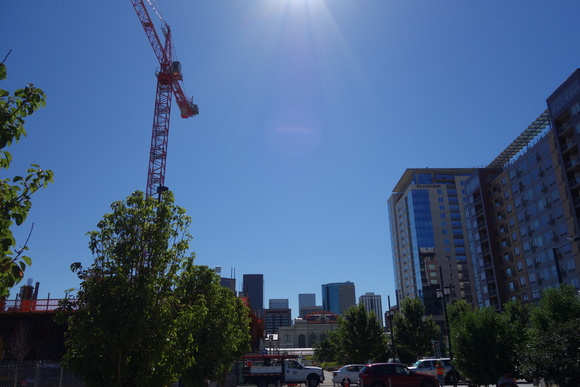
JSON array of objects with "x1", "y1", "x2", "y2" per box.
[
  {"x1": 0, "y1": 361, "x2": 84, "y2": 387},
  {"x1": 0, "y1": 298, "x2": 77, "y2": 313}
]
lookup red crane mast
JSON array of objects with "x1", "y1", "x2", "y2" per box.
[{"x1": 130, "y1": 0, "x2": 199, "y2": 198}]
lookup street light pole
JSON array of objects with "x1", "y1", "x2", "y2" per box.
[
  {"x1": 387, "y1": 295, "x2": 396, "y2": 357},
  {"x1": 436, "y1": 266, "x2": 453, "y2": 360},
  {"x1": 551, "y1": 236, "x2": 580, "y2": 285}
]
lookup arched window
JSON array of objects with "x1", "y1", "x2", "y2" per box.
[
  {"x1": 308, "y1": 333, "x2": 317, "y2": 347},
  {"x1": 298, "y1": 334, "x2": 306, "y2": 348}
]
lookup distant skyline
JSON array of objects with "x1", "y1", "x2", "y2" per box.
[{"x1": 3, "y1": 1, "x2": 580, "y2": 315}]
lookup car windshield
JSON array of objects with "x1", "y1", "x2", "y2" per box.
[{"x1": 411, "y1": 360, "x2": 423, "y2": 367}]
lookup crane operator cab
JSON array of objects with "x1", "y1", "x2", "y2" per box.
[{"x1": 172, "y1": 61, "x2": 183, "y2": 81}]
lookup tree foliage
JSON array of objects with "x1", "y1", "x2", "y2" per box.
[
  {"x1": 0, "y1": 62, "x2": 53, "y2": 296},
  {"x1": 178, "y1": 265, "x2": 250, "y2": 387},
  {"x1": 449, "y1": 302, "x2": 523, "y2": 386},
  {"x1": 314, "y1": 304, "x2": 389, "y2": 364},
  {"x1": 392, "y1": 297, "x2": 440, "y2": 364},
  {"x1": 521, "y1": 285, "x2": 580, "y2": 387},
  {"x1": 58, "y1": 192, "x2": 202, "y2": 386},
  {"x1": 313, "y1": 336, "x2": 337, "y2": 363}
]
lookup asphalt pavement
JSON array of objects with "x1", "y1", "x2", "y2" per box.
[{"x1": 319, "y1": 371, "x2": 536, "y2": 387}]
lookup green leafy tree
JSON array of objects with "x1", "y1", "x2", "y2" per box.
[
  {"x1": 179, "y1": 264, "x2": 250, "y2": 387},
  {"x1": 324, "y1": 303, "x2": 389, "y2": 364},
  {"x1": 501, "y1": 300, "x2": 532, "y2": 379},
  {"x1": 392, "y1": 297, "x2": 440, "y2": 364},
  {"x1": 449, "y1": 303, "x2": 518, "y2": 386},
  {"x1": 313, "y1": 336, "x2": 337, "y2": 363},
  {"x1": 0, "y1": 62, "x2": 53, "y2": 296},
  {"x1": 521, "y1": 285, "x2": 580, "y2": 387},
  {"x1": 58, "y1": 191, "x2": 201, "y2": 386}
]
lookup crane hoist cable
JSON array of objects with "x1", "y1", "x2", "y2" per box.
[{"x1": 146, "y1": 0, "x2": 166, "y2": 25}]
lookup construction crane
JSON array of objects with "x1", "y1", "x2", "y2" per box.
[{"x1": 130, "y1": 0, "x2": 199, "y2": 198}]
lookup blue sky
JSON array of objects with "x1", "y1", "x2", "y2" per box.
[{"x1": 2, "y1": 0, "x2": 580, "y2": 316}]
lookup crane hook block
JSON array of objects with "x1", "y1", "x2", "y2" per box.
[{"x1": 179, "y1": 101, "x2": 199, "y2": 118}]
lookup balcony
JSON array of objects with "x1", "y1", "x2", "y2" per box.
[
  {"x1": 570, "y1": 177, "x2": 580, "y2": 189},
  {"x1": 561, "y1": 139, "x2": 578, "y2": 154},
  {"x1": 566, "y1": 155, "x2": 580, "y2": 172},
  {"x1": 557, "y1": 121, "x2": 573, "y2": 136}
]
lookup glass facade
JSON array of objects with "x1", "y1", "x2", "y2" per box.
[
  {"x1": 243, "y1": 274, "x2": 264, "y2": 317},
  {"x1": 322, "y1": 282, "x2": 356, "y2": 316}
]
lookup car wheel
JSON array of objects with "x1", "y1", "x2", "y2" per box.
[
  {"x1": 308, "y1": 375, "x2": 320, "y2": 387},
  {"x1": 420, "y1": 381, "x2": 436, "y2": 387},
  {"x1": 371, "y1": 382, "x2": 384, "y2": 387},
  {"x1": 258, "y1": 380, "x2": 268, "y2": 387}
]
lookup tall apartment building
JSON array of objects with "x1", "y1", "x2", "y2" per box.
[
  {"x1": 388, "y1": 169, "x2": 476, "y2": 320},
  {"x1": 464, "y1": 115, "x2": 564, "y2": 308},
  {"x1": 464, "y1": 71, "x2": 580, "y2": 309},
  {"x1": 322, "y1": 282, "x2": 356, "y2": 316},
  {"x1": 389, "y1": 69, "x2": 580, "y2": 314},
  {"x1": 547, "y1": 68, "x2": 580, "y2": 285},
  {"x1": 359, "y1": 292, "x2": 383, "y2": 326},
  {"x1": 242, "y1": 274, "x2": 264, "y2": 317}
]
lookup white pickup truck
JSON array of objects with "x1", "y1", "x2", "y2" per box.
[{"x1": 242, "y1": 355, "x2": 325, "y2": 387}]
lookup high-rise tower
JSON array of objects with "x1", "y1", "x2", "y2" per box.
[
  {"x1": 321, "y1": 282, "x2": 356, "y2": 316},
  {"x1": 242, "y1": 274, "x2": 264, "y2": 317}
]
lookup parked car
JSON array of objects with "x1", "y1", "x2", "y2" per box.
[
  {"x1": 408, "y1": 358, "x2": 460, "y2": 384},
  {"x1": 358, "y1": 362, "x2": 439, "y2": 387},
  {"x1": 332, "y1": 364, "x2": 365, "y2": 386}
]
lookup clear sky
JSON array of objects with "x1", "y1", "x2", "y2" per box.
[{"x1": 2, "y1": 0, "x2": 580, "y2": 316}]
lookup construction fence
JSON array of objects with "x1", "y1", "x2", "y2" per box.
[{"x1": 0, "y1": 361, "x2": 84, "y2": 387}]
